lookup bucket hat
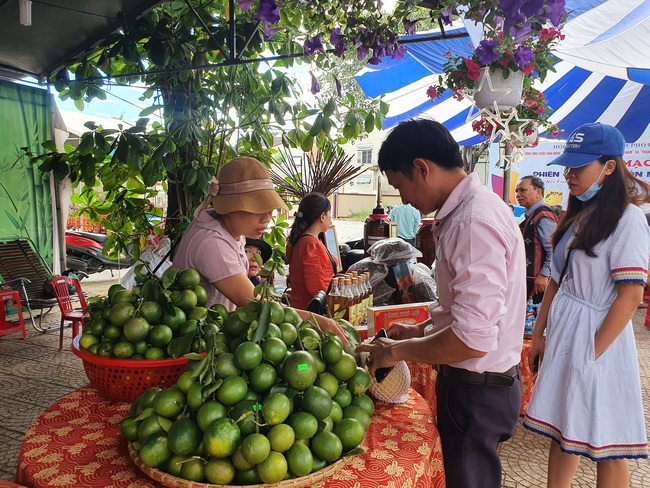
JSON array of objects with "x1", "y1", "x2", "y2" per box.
[
  {"x1": 194, "y1": 157, "x2": 288, "y2": 218},
  {"x1": 245, "y1": 238, "x2": 272, "y2": 262},
  {"x1": 547, "y1": 123, "x2": 626, "y2": 168}
]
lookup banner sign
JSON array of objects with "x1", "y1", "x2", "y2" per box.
[{"x1": 488, "y1": 141, "x2": 650, "y2": 208}]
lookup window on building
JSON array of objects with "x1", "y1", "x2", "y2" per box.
[
  {"x1": 357, "y1": 147, "x2": 372, "y2": 165},
  {"x1": 356, "y1": 174, "x2": 372, "y2": 185}
]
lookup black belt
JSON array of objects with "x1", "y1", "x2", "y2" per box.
[{"x1": 436, "y1": 364, "x2": 519, "y2": 387}]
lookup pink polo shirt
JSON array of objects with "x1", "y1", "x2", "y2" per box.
[
  {"x1": 425, "y1": 172, "x2": 526, "y2": 373},
  {"x1": 172, "y1": 210, "x2": 248, "y2": 311}
]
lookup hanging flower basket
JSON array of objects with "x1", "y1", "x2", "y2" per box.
[
  {"x1": 509, "y1": 124, "x2": 539, "y2": 147},
  {"x1": 474, "y1": 68, "x2": 525, "y2": 112}
]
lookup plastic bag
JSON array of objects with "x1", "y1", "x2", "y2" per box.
[
  {"x1": 120, "y1": 237, "x2": 173, "y2": 290},
  {"x1": 368, "y1": 238, "x2": 422, "y2": 267},
  {"x1": 411, "y1": 263, "x2": 437, "y2": 302},
  {"x1": 358, "y1": 346, "x2": 410, "y2": 404},
  {"x1": 372, "y1": 280, "x2": 396, "y2": 305},
  {"x1": 348, "y1": 258, "x2": 389, "y2": 287}
]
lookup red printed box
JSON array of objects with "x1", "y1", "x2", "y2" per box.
[{"x1": 367, "y1": 303, "x2": 432, "y2": 338}]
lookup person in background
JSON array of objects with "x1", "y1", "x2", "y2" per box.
[
  {"x1": 172, "y1": 158, "x2": 347, "y2": 342},
  {"x1": 286, "y1": 193, "x2": 337, "y2": 310},
  {"x1": 357, "y1": 118, "x2": 526, "y2": 488},
  {"x1": 389, "y1": 203, "x2": 421, "y2": 246},
  {"x1": 524, "y1": 123, "x2": 649, "y2": 487},
  {"x1": 515, "y1": 175, "x2": 558, "y2": 304},
  {"x1": 245, "y1": 237, "x2": 272, "y2": 285},
  {"x1": 551, "y1": 204, "x2": 565, "y2": 218}
]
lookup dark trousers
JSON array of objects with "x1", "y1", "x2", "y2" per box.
[{"x1": 435, "y1": 370, "x2": 522, "y2": 488}]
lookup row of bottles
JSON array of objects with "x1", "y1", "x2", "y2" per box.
[{"x1": 326, "y1": 272, "x2": 373, "y2": 327}]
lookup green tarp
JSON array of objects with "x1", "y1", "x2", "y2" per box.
[{"x1": 0, "y1": 80, "x2": 53, "y2": 267}]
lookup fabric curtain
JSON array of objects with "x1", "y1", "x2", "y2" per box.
[{"x1": 0, "y1": 80, "x2": 53, "y2": 267}]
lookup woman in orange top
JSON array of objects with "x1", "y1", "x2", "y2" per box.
[{"x1": 286, "y1": 193, "x2": 337, "y2": 309}]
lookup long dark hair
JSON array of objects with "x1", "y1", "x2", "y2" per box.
[
  {"x1": 552, "y1": 156, "x2": 650, "y2": 257},
  {"x1": 288, "y1": 193, "x2": 331, "y2": 246}
]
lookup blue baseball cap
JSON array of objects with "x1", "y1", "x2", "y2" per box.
[{"x1": 547, "y1": 123, "x2": 626, "y2": 168}]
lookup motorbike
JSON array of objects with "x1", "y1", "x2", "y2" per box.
[
  {"x1": 339, "y1": 238, "x2": 365, "y2": 271},
  {"x1": 65, "y1": 230, "x2": 135, "y2": 277}
]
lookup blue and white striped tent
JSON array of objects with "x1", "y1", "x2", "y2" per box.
[{"x1": 354, "y1": 0, "x2": 650, "y2": 145}]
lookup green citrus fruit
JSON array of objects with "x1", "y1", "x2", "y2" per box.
[
  {"x1": 180, "y1": 457, "x2": 205, "y2": 482},
  {"x1": 232, "y1": 446, "x2": 255, "y2": 471},
  {"x1": 139, "y1": 301, "x2": 163, "y2": 324},
  {"x1": 329, "y1": 401, "x2": 343, "y2": 423},
  {"x1": 167, "y1": 454, "x2": 188, "y2": 477},
  {"x1": 167, "y1": 418, "x2": 202, "y2": 456},
  {"x1": 248, "y1": 362, "x2": 278, "y2": 393},
  {"x1": 321, "y1": 339, "x2": 343, "y2": 364},
  {"x1": 175, "y1": 371, "x2": 196, "y2": 394},
  {"x1": 286, "y1": 443, "x2": 313, "y2": 477},
  {"x1": 350, "y1": 394, "x2": 375, "y2": 416},
  {"x1": 268, "y1": 301, "x2": 285, "y2": 324},
  {"x1": 267, "y1": 322, "x2": 282, "y2": 339},
  {"x1": 327, "y1": 352, "x2": 357, "y2": 381},
  {"x1": 279, "y1": 322, "x2": 298, "y2": 346},
  {"x1": 193, "y1": 286, "x2": 208, "y2": 307},
  {"x1": 333, "y1": 385, "x2": 352, "y2": 409},
  {"x1": 334, "y1": 418, "x2": 366, "y2": 452},
  {"x1": 262, "y1": 392, "x2": 291, "y2": 425},
  {"x1": 108, "y1": 283, "x2": 126, "y2": 299},
  {"x1": 123, "y1": 317, "x2": 150, "y2": 342},
  {"x1": 283, "y1": 307, "x2": 301, "y2": 326},
  {"x1": 302, "y1": 386, "x2": 333, "y2": 420},
  {"x1": 298, "y1": 327, "x2": 321, "y2": 350},
  {"x1": 256, "y1": 451, "x2": 287, "y2": 483},
  {"x1": 138, "y1": 387, "x2": 161, "y2": 409},
  {"x1": 203, "y1": 418, "x2": 240, "y2": 458},
  {"x1": 196, "y1": 400, "x2": 228, "y2": 431},
  {"x1": 139, "y1": 433, "x2": 172, "y2": 468},
  {"x1": 241, "y1": 433, "x2": 271, "y2": 465},
  {"x1": 119, "y1": 417, "x2": 140, "y2": 442},
  {"x1": 178, "y1": 319, "x2": 199, "y2": 337},
  {"x1": 204, "y1": 457, "x2": 236, "y2": 485},
  {"x1": 161, "y1": 307, "x2": 186, "y2": 332},
  {"x1": 223, "y1": 313, "x2": 248, "y2": 337},
  {"x1": 177, "y1": 268, "x2": 201, "y2": 289},
  {"x1": 187, "y1": 306, "x2": 208, "y2": 321},
  {"x1": 96, "y1": 341, "x2": 114, "y2": 357},
  {"x1": 133, "y1": 340, "x2": 149, "y2": 355},
  {"x1": 108, "y1": 302, "x2": 136, "y2": 327},
  {"x1": 215, "y1": 353, "x2": 242, "y2": 378},
  {"x1": 315, "y1": 372, "x2": 339, "y2": 398},
  {"x1": 311, "y1": 431, "x2": 343, "y2": 462},
  {"x1": 137, "y1": 415, "x2": 165, "y2": 442},
  {"x1": 112, "y1": 289, "x2": 137, "y2": 304},
  {"x1": 153, "y1": 388, "x2": 185, "y2": 418},
  {"x1": 79, "y1": 333, "x2": 100, "y2": 350},
  {"x1": 343, "y1": 405, "x2": 371, "y2": 430},
  {"x1": 236, "y1": 468, "x2": 261, "y2": 485},
  {"x1": 311, "y1": 455, "x2": 328, "y2": 473},
  {"x1": 113, "y1": 341, "x2": 135, "y2": 358},
  {"x1": 316, "y1": 416, "x2": 334, "y2": 435},
  {"x1": 88, "y1": 318, "x2": 108, "y2": 336},
  {"x1": 234, "y1": 342, "x2": 263, "y2": 370},
  {"x1": 187, "y1": 383, "x2": 207, "y2": 411},
  {"x1": 177, "y1": 289, "x2": 198, "y2": 311},
  {"x1": 144, "y1": 346, "x2": 165, "y2": 359},
  {"x1": 308, "y1": 349, "x2": 326, "y2": 374},
  {"x1": 261, "y1": 337, "x2": 288, "y2": 364},
  {"x1": 216, "y1": 376, "x2": 248, "y2": 406},
  {"x1": 282, "y1": 350, "x2": 318, "y2": 391},
  {"x1": 267, "y1": 424, "x2": 295, "y2": 453},
  {"x1": 347, "y1": 367, "x2": 372, "y2": 397},
  {"x1": 287, "y1": 412, "x2": 319, "y2": 440},
  {"x1": 229, "y1": 400, "x2": 260, "y2": 437},
  {"x1": 149, "y1": 324, "x2": 173, "y2": 348}
]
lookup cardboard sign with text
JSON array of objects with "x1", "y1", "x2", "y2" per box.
[{"x1": 367, "y1": 303, "x2": 433, "y2": 337}]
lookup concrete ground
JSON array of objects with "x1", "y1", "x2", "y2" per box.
[{"x1": 1, "y1": 223, "x2": 649, "y2": 485}]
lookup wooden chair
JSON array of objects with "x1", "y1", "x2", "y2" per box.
[{"x1": 50, "y1": 276, "x2": 90, "y2": 350}]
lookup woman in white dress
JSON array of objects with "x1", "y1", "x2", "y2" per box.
[{"x1": 523, "y1": 123, "x2": 650, "y2": 487}]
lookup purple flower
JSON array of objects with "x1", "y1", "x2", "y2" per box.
[
  {"x1": 513, "y1": 46, "x2": 535, "y2": 68},
  {"x1": 520, "y1": 0, "x2": 545, "y2": 18},
  {"x1": 509, "y1": 21, "x2": 532, "y2": 39},
  {"x1": 368, "y1": 52, "x2": 382, "y2": 65},
  {"x1": 357, "y1": 45, "x2": 369, "y2": 61},
  {"x1": 304, "y1": 34, "x2": 325, "y2": 55},
  {"x1": 334, "y1": 76, "x2": 342, "y2": 97},
  {"x1": 237, "y1": 0, "x2": 254, "y2": 13},
  {"x1": 254, "y1": 0, "x2": 280, "y2": 24},
  {"x1": 546, "y1": 0, "x2": 566, "y2": 26},
  {"x1": 441, "y1": 6, "x2": 454, "y2": 25},
  {"x1": 475, "y1": 39, "x2": 500, "y2": 65},
  {"x1": 403, "y1": 18, "x2": 417, "y2": 36},
  {"x1": 310, "y1": 72, "x2": 320, "y2": 94},
  {"x1": 263, "y1": 22, "x2": 281, "y2": 41},
  {"x1": 391, "y1": 43, "x2": 407, "y2": 60},
  {"x1": 330, "y1": 27, "x2": 343, "y2": 46}
]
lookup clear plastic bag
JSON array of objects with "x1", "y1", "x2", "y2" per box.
[
  {"x1": 348, "y1": 258, "x2": 389, "y2": 287},
  {"x1": 411, "y1": 263, "x2": 437, "y2": 302},
  {"x1": 368, "y1": 238, "x2": 422, "y2": 267},
  {"x1": 372, "y1": 280, "x2": 396, "y2": 305},
  {"x1": 120, "y1": 237, "x2": 172, "y2": 290}
]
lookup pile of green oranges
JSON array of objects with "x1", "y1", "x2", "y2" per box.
[
  {"x1": 121, "y1": 301, "x2": 373, "y2": 485},
  {"x1": 78, "y1": 267, "x2": 223, "y2": 359}
]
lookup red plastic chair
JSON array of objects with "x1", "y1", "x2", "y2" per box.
[{"x1": 50, "y1": 276, "x2": 90, "y2": 350}]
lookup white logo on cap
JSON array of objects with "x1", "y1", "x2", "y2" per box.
[{"x1": 568, "y1": 132, "x2": 584, "y2": 144}]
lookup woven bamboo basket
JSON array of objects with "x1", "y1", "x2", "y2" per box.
[{"x1": 128, "y1": 443, "x2": 351, "y2": 488}]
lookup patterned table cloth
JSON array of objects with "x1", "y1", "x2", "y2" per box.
[{"x1": 17, "y1": 386, "x2": 445, "y2": 488}]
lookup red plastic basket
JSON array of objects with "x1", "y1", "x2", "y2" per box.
[{"x1": 72, "y1": 335, "x2": 189, "y2": 403}]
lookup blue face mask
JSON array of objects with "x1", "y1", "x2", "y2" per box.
[{"x1": 576, "y1": 165, "x2": 606, "y2": 202}]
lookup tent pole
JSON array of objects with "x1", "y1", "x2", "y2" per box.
[{"x1": 502, "y1": 143, "x2": 511, "y2": 203}]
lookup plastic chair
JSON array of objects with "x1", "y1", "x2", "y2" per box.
[{"x1": 50, "y1": 276, "x2": 90, "y2": 350}]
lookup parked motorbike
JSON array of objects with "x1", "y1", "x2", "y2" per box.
[
  {"x1": 65, "y1": 230, "x2": 134, "y2": 277},
  {"x1": 339, "y1": 238, "x2": 365, "y2": 271}
]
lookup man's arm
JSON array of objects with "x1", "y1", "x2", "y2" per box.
[{"x1": 533, "y1": 216, "x2": 557, "y2": 295}]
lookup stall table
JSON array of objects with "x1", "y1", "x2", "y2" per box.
[{"x1": 17, "y1": 386, "x2": 445, "y2": 488}]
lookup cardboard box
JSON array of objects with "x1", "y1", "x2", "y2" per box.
[{"x1": 367, "y1": 302, "x2": 433, "y2": 337}]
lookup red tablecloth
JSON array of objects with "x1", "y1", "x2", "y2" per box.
[
  {"x1": 17, "y1": 386, "x2": 444, "y2": 488},
  {"x1": 520, "y1": 338, "x2": 535, "y2": 415}
]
